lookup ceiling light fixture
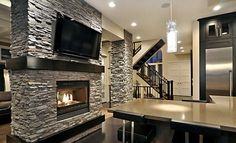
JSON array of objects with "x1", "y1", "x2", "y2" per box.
[
  {"x1": 213, "y1": 5, "x2": 221, "y2": 11},
  {"x1": 181, "y1": 50, "x2": 185, "y2": 53},
  {"x1": 177, "y1": 41, "x2": 182, "y2": 44},
  {"x1": 108, "y1": 1, "x2": 116, "y2": 8},
  {"x1": 131, "y1": 22, "x2": 137, "y2": 27},
  {"x1": 167, "y1": 0, "x2": 177, "y2": 53},
  {"x1": 180, "y1": 47, "x2": 184, "y2": 50},
  {"x1": 136, "y1": 36, "x2": 141, "y2": 40}
]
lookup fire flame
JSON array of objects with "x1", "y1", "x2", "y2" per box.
[
  {"x1": 62, "y1": 94, "x2": 73, "y2": 104},
  {"x1": 57, "y1": 92, "x2": 74, "y2": 106}
]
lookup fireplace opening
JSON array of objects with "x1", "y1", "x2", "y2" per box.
[{"x1": 57, "y1": 80, "x2": 89, "y2": 120}]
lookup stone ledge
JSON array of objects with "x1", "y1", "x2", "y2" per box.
[
  {"x1": 6, "y1": 56, "x2": 104, "y2": 73},
  {"x1": 7, "y1": 115, "x2": 105, "y2": 143}
]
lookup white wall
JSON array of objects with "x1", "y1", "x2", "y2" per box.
[{"x1": 192, "y1": 21, "x2": 200, "y2": 100}]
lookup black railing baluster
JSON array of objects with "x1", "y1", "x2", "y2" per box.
[
  {"x1": 170, "y1": 80, "x2": 173, "y2": 100},
  {"x1": 167, "y1": 81, "x2": 170, "y2": 100},
  {"x1": 137, "y1": 86, "x2": 139, "y2": 98},
  {"x1": 109, "y1": 85, "x2": 111, "y2": 108},
  {"x1": 159, "y1": 79, "x2": 163, "y2": 99},
  {"x1": 135, "y1": 63, "x2": 173, "y2": 100}
]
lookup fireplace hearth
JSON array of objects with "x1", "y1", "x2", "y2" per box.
[{"x1": 57, "y1": 80, "x2": 89, "y2": 120}]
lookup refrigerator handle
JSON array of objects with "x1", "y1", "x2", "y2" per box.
[{"x1": 229, "y1": 70, "x2": 233, "y2": 97}]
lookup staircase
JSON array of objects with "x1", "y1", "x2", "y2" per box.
[
  {"x1": 133, "y1": 39, "x2": 165, "y2": 70},
  {"x1": 136, "y1": 64, "x2": 173, "y2": 100},
  {"x1": 133, "y1": 39, "x2": 173, "y2": 100}
]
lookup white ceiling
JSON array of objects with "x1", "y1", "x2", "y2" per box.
[
  {"x1": 1, "y1": 0, "x2": 236, "y2": 49},
  {"x1": 85, "y1": 0, "x2": 236, "y2": 48}
]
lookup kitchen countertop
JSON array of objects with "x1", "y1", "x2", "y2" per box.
[{"x1": 109, "y1": 96, "x2": 236, "y2": 133}]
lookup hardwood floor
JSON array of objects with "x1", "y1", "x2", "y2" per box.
[{"x1": 0, "y1": 124, "x2": 10, "y2": 143}]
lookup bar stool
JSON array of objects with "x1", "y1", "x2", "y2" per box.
[{"x1": 114, "y1": 110, "x2": 156, "y2": 143}]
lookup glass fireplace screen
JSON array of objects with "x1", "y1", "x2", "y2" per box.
[{"x1": 56, "y1": 80, "x2": 89, "y2": 118}]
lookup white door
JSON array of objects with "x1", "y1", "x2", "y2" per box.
[{"x1": 166, "y1": 61, "x2": 191, "y2": 96}]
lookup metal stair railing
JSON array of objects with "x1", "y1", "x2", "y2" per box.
[{"x1": 137, "y1": 64, "x2": 173, "y2": 100}]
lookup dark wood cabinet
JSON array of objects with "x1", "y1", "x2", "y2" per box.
[
  {"x1": 204, "y1": 18, "x2": 232, "y2": 41},
  {"x1": 199, "y1": 12, "x2": 236, "y2": 100}
]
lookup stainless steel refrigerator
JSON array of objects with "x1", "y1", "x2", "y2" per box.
[{"x1": 206, "y1": 47, "x2": 233, "y2": 96}]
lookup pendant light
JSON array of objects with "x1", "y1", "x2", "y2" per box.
[{"x1": 167, "y1": 0, "x2": 177, "y2": 53}]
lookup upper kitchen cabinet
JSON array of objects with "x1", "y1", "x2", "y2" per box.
[
  {"x1": 206, "y1": 19, "x2": 232, "y2": 40},
  {"x1": 199, "y1": 12, "x2": 236, "y2": 42},
  {"x1": 198, "y1": 12, "x2": 236, "y2": 100}
]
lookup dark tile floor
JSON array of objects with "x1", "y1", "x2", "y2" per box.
[
  {"x1": 0, "y1": 117, "x2": 122, "y2": 143},
  {"x1": 78, "y1": 117, "x2": 122, "y2": 143}
]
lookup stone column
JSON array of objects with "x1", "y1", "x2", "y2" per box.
[{"x1": 110, "y1": 30, "x2": 133, "y2": 105}]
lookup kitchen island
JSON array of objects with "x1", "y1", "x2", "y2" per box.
[{"x1": 109, "y1": 96, "x2": 236, "y2": 143}]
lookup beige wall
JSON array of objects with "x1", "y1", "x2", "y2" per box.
[
  {"x1": 4, "y1": 69, "x2": 10, "y2": 91},
  {"x1": 102, "y1": 16, "x2": 124, "y2": 40},
  {"x1": 192, "y1": 21, "x2": 200, "y2": 100},
  {"x1": 162, "y1": 45, "x2": 191, "y2": 78},
  {"x1": 101, "y1": 42, "x2": 111, "y2": 102}
]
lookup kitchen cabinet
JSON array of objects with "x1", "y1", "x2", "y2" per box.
[
  {"x1": 206, "y1": 19, "x2": 232, "y2": 40},
  {"x1": 199, "y1": 12, "x2": 236, "y2": 100}
]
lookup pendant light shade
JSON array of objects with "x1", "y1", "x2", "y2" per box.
[
  {"x1": 167, "y1": 21, "x2": 177, "y2": 53},
  {"x1": 167, "y1": 0, "x2": 177, "y2": 53}
]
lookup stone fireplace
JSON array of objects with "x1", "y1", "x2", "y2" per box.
[
  {"x1": 57, "y1": 80, "x2": 90, "y2": 120},
  {"x1": 7, "y1": 57, "x2": 104, "y2": 142},
  {"x1": 8, "y1": 0, "x2": 105, "y2": 142}
]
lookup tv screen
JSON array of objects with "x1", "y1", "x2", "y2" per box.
[{"x1": 54, "y1": 14, "x2": 102, "y2": 60}]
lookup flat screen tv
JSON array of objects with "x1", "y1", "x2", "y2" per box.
[{"x1": 54, "y1": 14, "x2": 102, "y2": 60}]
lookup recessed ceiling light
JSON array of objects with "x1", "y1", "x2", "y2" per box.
[
  {"x1": 181, "y1": 50, "x2": 185, "y2": 53},
  {"x1": 108, "y1": 2, "x2": 116, "y2": 8},
  {"x1": 136, "y1": 36, "x2": 141, "y2": 40},
  {"x1": 177, "y1": 41, "x2": 182, "y2": 44},
  {"x1": 180, "y1": 47, "x2": 184, "y2": 50},
  {"x1": 131, "y1": 22, "x2": 137, "y2": 27},
  {"x1": 213, "y1": 5, "x2": 221, "y2": 11}
]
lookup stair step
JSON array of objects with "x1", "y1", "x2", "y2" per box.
[{"x1": 133, "y1": 39, "x2": 165, "y2": 70}]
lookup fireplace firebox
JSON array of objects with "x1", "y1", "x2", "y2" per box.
[{"x1": 57, "y1": 80, "x2": 89, "y2": 120}]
